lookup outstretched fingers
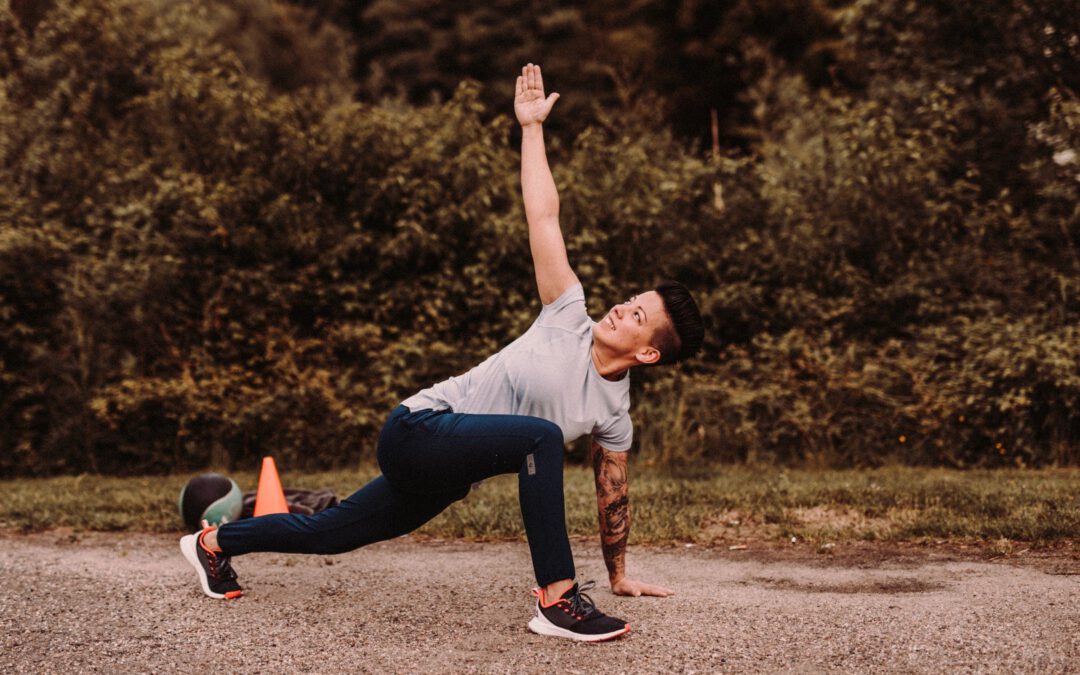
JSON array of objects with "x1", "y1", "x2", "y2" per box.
[
  {"x1": 637, "y1": 582, "x2": 674, "y2": 597},
  {"x1": 613, "y1": 577, "x2": 675, "y2": 597},
  {"x1": 518, "y1": 63, "x2": 549, "y2": 96}
]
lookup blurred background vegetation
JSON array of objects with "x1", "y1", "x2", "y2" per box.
[{"x1": 0, "y1": 0, "x2": 1077, "y2": 476}]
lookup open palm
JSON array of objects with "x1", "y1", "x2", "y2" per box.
[{"x1": 515, "y1": 63, "x2": 560, "y2": 127}]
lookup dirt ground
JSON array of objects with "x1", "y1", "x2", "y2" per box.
[{"x1": 1, "y1": 532, "x2": 1078, "y2": 674}]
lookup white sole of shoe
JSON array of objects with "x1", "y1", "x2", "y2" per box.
[
  {"x1": 527, "y1": 612, "x2": 630, "y2": 642},
  {"x1": 179, "y1": 534, "x2": 228, "y2": 599}
]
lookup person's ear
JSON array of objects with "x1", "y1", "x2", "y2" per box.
[{"x1": 635, "y1": 346, "x2": 660, "y2": 365}]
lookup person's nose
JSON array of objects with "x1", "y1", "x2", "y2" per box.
[{"x1": 613, "y1": 306, "x2": 623, "y2": 320}]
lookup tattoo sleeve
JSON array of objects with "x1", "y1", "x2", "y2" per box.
[{"x1": 591, "y1": 440, "x2": 630, "y2": 582}]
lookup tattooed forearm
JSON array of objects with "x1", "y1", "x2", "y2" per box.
[
  {"x1": 603, "y1": 495, "x2": 630, "y2": 538},
  {"x1": 603, "y1": 531, "x2": 628, "y2": 578},
  {"x1": 592, "y1": 440, "x2": 631, "y2": 581},
  {"x1": 601, "y1": 495, "x2": 630, "y2": 579}
]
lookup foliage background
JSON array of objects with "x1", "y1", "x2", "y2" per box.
[{"x1": 0, "y1": 0, "x2": 1077, "y2": 475}]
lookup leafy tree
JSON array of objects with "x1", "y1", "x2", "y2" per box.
[
  {"x1": 309, "y1": 0, "x2": 847, "y2": 146},
  {"x1": 1, "y1": 0, "x2": 1077, "y2": 475}
]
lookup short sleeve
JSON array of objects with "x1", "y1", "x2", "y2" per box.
[
  {"x1": 536, "y1": 283, "x2": 589, "y2": 332},
  {"x1": 593, "y1": 412, "x2": 633, "y2": 452}
]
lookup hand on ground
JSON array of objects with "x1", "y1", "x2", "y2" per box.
[{"x1": 612, "y1": 577, "x2": 674, "y2": 597}]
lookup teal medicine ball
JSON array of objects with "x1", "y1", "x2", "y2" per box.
[{"x1": 178, "y1": 473, "x2": 243, "y2": 530}]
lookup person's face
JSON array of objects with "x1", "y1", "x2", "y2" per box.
[{"x1": 592, "y1": 290, "x2": 668, "y2": 365}]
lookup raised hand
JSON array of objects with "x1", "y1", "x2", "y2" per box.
[{"x1": 515, "y1": 63, "x2": 560, "y2": 127}]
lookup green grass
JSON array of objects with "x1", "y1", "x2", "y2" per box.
[{"x1": 2, "y1": 466, "x2": 1079, "y2": 547}]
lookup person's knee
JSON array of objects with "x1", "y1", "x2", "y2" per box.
[
  {"x1": 531, "y1": 416, "x2": 565, "y2": 442},
  {"x1": 281, "y1": 517, "x2": 358, "y2": 555},
  {"x1": 530, "y1": 419, "x2": 565, "y2": 455},
  {"x1": 310, "y1": 539, "x2": 355, "y2": 556},
  {"x1": 296, "y1": 525, "x2": 365, "y2": 555}
]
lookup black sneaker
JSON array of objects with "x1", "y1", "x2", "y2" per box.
[
  {"x1": 527, "y1": 581, "x2": 630, "y2": 642},
  {"x1": 180, "y1": 526, "x2": 243, "y2": 599}
]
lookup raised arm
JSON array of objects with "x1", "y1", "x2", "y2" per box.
[
  {"x1": 515, "y1": 63, "x2": 578, "y2": 305},
  {"x1": 590, "y1": 440, "x2": 674, "y2": 597}
]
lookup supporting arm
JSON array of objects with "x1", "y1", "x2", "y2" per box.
[{"x1": 590, "y1": 440, "x2": 674, "y2": 597}]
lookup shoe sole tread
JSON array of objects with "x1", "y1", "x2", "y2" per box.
[{"x1": 527, "y1": 612, "x2": 630, "y2": 642}]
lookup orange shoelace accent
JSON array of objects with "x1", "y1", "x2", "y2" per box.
[
  {"x1": 197, "y1": 529, "x2": 223, "y2": 575},
  {"x1": 533, "y1": 586, "x2": 588, "y2": 619}
]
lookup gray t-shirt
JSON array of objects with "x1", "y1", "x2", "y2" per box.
[{"x1": 401, "y1": 284, "x2": 633, "y2": 451}]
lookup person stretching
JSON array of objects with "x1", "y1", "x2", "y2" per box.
[{"x1": 180, "y1": 63, "x2": 704, "y2": 642}]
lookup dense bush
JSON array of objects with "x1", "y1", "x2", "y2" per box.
[
  {"x1": 647, "y1": 0, "x2": 1080, "y2": 467},
  {"x1": 0, "y1": 0, "x2": 1077, "y2": 475},
  {"x1": 312, "y1": 0, "x2": 847, "y2": 147}
]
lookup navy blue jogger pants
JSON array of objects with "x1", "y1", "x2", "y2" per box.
[{"x1": 216, "y1": 406, "x2": 575, "y2": 586}]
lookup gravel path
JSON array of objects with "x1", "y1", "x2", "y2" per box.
[{"x1": 2, "y1": 532, "x2": 1078, "y2": 673}]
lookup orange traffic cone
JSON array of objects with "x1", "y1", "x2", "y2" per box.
[{"x1": 253, "y1": 456, "x2": 289, "y2": 516}]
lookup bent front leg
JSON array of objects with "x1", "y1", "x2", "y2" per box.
[{"x1": 378, "y1": 409, "x2": 576, "y2": 587}]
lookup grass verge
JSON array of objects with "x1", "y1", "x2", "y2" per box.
[{"x1": 1, "y1": 466, "x2": 1079, "y2": 548}]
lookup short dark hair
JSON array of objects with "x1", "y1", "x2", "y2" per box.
[{"x1": 652, "y1": 280, "x2": 704, "y2": 366}]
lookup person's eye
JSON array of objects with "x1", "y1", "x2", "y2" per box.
[{"x1": 634, "y1": 311, "x2": 641, "y2": 322}]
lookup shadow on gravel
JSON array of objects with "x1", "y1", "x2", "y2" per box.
[{"x1": 746, "y1": 576, "x2": 944, "y2": 594}]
